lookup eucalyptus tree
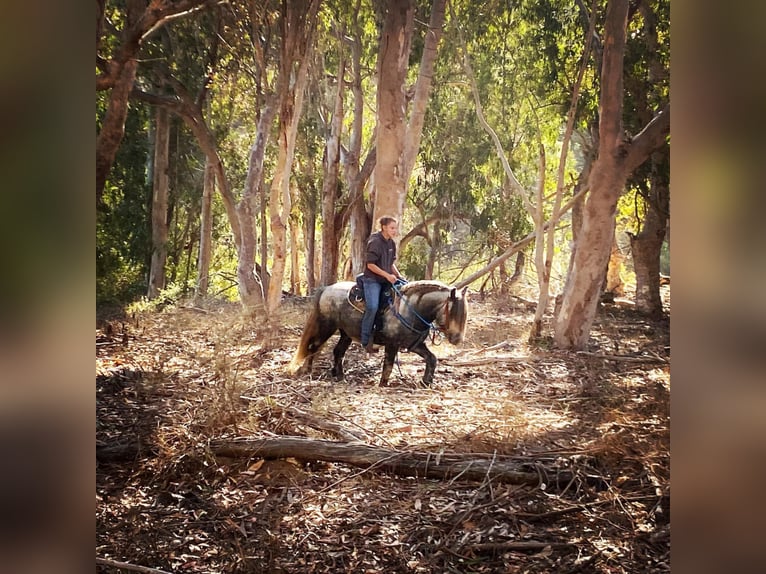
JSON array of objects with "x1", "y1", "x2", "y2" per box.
[
  {"x1": 96, "y1": 0, "x2": 218, "y2": 207},
  {"x1": 233, "y1": 0, "x2": 321, "y2": 313},
  {"x1": 264, "y1": 2, "x2": 320, "y2": 311},
  {"x1": 623, "y1": 0, "x2": 670, "y2": 317},
  {"x1": 125, "y1": 5, "x2": 243, "y2": 300},
  {"x1": 372, "y1": 0, "x2": 447, "y2": 229},
  {"x1": 447, "y1": 0, "x2": 588, "y2": 333},
  {"x1": 554, "y1": 0, "x2": 669, "y2": 349}
]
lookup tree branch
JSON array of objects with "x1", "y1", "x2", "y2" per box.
[
  {"x1": 624, "y1": 103, "x2": 670, "y2": 174},
  {"x1": 211, "y1": 436, "x2": 579, "y2": 488}
]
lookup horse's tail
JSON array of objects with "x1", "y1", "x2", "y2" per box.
[{"x1": 287, "y1": 287, "x2": 325, "y2": 374}]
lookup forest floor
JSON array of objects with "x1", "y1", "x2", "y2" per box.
[{"x1": 96, "y1": 286, "x2": 670, "y2": 574}]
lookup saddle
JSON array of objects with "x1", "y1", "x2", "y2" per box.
[{"x1": 349, "y1": 274, "x2": 398, "y2": 329}]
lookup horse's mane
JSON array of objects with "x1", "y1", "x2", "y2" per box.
[{"x1": 399, "y1": 280, "x2": 450, "y2": 297}]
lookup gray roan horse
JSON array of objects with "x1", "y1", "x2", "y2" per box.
[{"x1": 288, "y1": 280, "x2": 469, "y2": 386}]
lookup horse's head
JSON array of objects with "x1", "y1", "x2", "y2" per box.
[{"x1": 442, "y1": 285, "x2": 469, "y2": 345}]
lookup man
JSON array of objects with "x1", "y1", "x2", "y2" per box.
[{"x1": 360, "y1": 216, "x2": 404, "y2": 353}]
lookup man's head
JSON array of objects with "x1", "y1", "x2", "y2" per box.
[{"x1": 379, "y1": 216, "x2": 398, "y2": 240}]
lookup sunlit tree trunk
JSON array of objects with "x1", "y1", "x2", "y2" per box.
[
  {"x1": 531, "y1": 6, "x2": 596, "y2": 340},
  {"x1": 195, "y1": 158, "x2": 214, "y2": 299},
  {"x1": 400, "y1": 0, "x2": 446, "y2": 183},
  {"x1": 372, "y1": 0, "x2": 414, "y2": 225},
  {"x1": 148, "y1": 107, "x2": 170, "y2": 299},
  {"x1": 345, "y1": 2, "x2": 376, "y2": 275},
  {"x1": 266, "y1": 1, "x2": 317, "y2": 311},
  {"x1": 554, "y1": 0, "x2": 669, "y2": 349}
]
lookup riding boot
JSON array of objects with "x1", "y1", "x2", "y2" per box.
[{"x1": 365, "y1": 340, "x2": 378, "y2": 354}]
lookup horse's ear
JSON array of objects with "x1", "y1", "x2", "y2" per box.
[
  {"x1": 461, "y1": 286, "x2": 468, "y2": 298},
  {"x1": 450, "y1": 287, "x2": 456, "y2": 300}
]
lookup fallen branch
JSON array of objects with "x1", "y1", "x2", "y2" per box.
[
  {"x1": 468, "y1": 540, "x2": 576, "y2": 552},
  {"x1": 441, "y1": 355, "x2": 532, "y2": 367},
  {"x1": 210, "y1": 436, "x2": 577, "y2": 488},
  {"x1": 96, "y1": 557, "x2": 172, "y2": 574},
  {"x1": 269, "y1": 401, "x2": 369, "y2": 442},
  {"x1": 576, "y1": 351, "x2": 668, "y2": 364}
]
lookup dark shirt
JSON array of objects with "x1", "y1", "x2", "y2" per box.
[{"x1": 363, "y1": 231, "x2": 396, "y2": 283}]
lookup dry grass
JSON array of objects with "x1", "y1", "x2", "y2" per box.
[{"x1": 97, "y1": 291, "x2": 670, "y2": 573}]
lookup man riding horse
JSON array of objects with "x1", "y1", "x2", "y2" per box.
[{"x1": 360, "y1": 216, "x2": 405, "y2": 354}]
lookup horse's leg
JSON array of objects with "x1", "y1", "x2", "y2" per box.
[
  {"x1": 332, "y1": 330, "x2": 353, "y2": 379},
  {"x1": 379, "y1": 344, "x2": 399, "y2": 386},
  {"x1": 303, "y1": 320, "x2": 337, "y2": 375},
  {"x1": 409, "y1": 342, "x2": 437, "y2": 386}
]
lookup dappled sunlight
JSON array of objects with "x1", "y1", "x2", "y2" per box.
[{"x1": 98, "y1": 291, "x2": 669, "y2": 573}]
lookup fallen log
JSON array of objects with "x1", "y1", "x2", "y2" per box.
[{"x1": 210, "y1": 436, "x2": 577, "y2": 488}]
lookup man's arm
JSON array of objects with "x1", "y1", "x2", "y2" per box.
[{"x1": 366, "y1": 262, "x2": 397, "y2": 284}]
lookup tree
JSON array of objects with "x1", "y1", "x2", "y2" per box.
[
  {"x1": 147, "y1": 106, "x2": 170, "y2": 298},
  {"x1": 96, "y1": 0, "x2": 215, "y2": 206},
  {"x1": 372, "y1": 0, "x2": 415, "y2": 225},
  {"x1": 235, "y1": 0, "x2": 320, "y2": 313},
  {"x1": 624, "y1": 0, "x2": 670, "y2": 317},
  {"x1": 265, "y1": 1, "x2": 319, "y2": 311},
  {"x1": 372, "y1": 0, "x2": 446, "y2": 228},
  {"x1": 553, "y1": 0, "x2": 669, "y2": 349},
  {"x1": 195, "y1": 158, "x2": 215, "y2": 298},
  {"x1": 319, "y1": 45, "x2": 346, "y2": 287}
]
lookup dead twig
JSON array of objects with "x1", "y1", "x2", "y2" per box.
[{"x1": 96, "y1": 557, "x2": 172, "y2": 574}]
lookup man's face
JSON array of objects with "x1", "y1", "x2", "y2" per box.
[{"x1": 382, "y1": 222, "x2": 398, "y2": 239}]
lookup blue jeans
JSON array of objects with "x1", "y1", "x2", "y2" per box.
[{"x1": 360, "y1": 278, "x2": 384, "y2": 346}]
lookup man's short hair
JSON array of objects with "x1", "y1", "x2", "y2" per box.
[{"x1": 379, "y1": 216, "x2": 397, "y2": 227}]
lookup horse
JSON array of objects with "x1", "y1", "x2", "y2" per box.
[{"x1": 287, "y1": 280, "x2": 469, "y2": 386}]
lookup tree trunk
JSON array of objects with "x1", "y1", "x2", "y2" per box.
[
  {"x1": 236, "y1": 106, "x2": 277, "y2": 313},
  {"x1": 554, "y1": 0, "x2": 669, "y2": 349},
  {"x1": 289, "y1": 212, "x2": 301, "y2": 296},
  {"x1": 97, "y1": 58, "x2": 139, "y2": 206},
  {"x1": 344, "y1": 5, "x2": 376, "y2": 276},
  {"x1": 605, "y1": 233, "x2": 625, "y2": 296},
  {"x1": 372, "y1": 0, "x2": 414, "y2": 225},
  {"x1": 631, "y1": 151, "x2": 669, "y2": 317},
  {"x1": 531, "y1": 143, "x2": 548, "y2": 339},
  {"x1": 266, "y1": 1, "x2": 317, "y2": 311},
  {"x1": 319, "y1": 54, "x2": 345, "y2": 286},
  {"x1": 148, "y1": 107, "x2": 170, "y2": 299},
  {"x1": 195, "y1": 158, "x2": 214, "y2": 299},
  {"x1": 535, "y1": 9, "x2": 596, "y2": 339},
  {"x1": 96, "y1": 0, "x2": 214, "y2": 204},
  {"x1": 400, "y1": 0, "x2": 446, "y2": 183}
]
